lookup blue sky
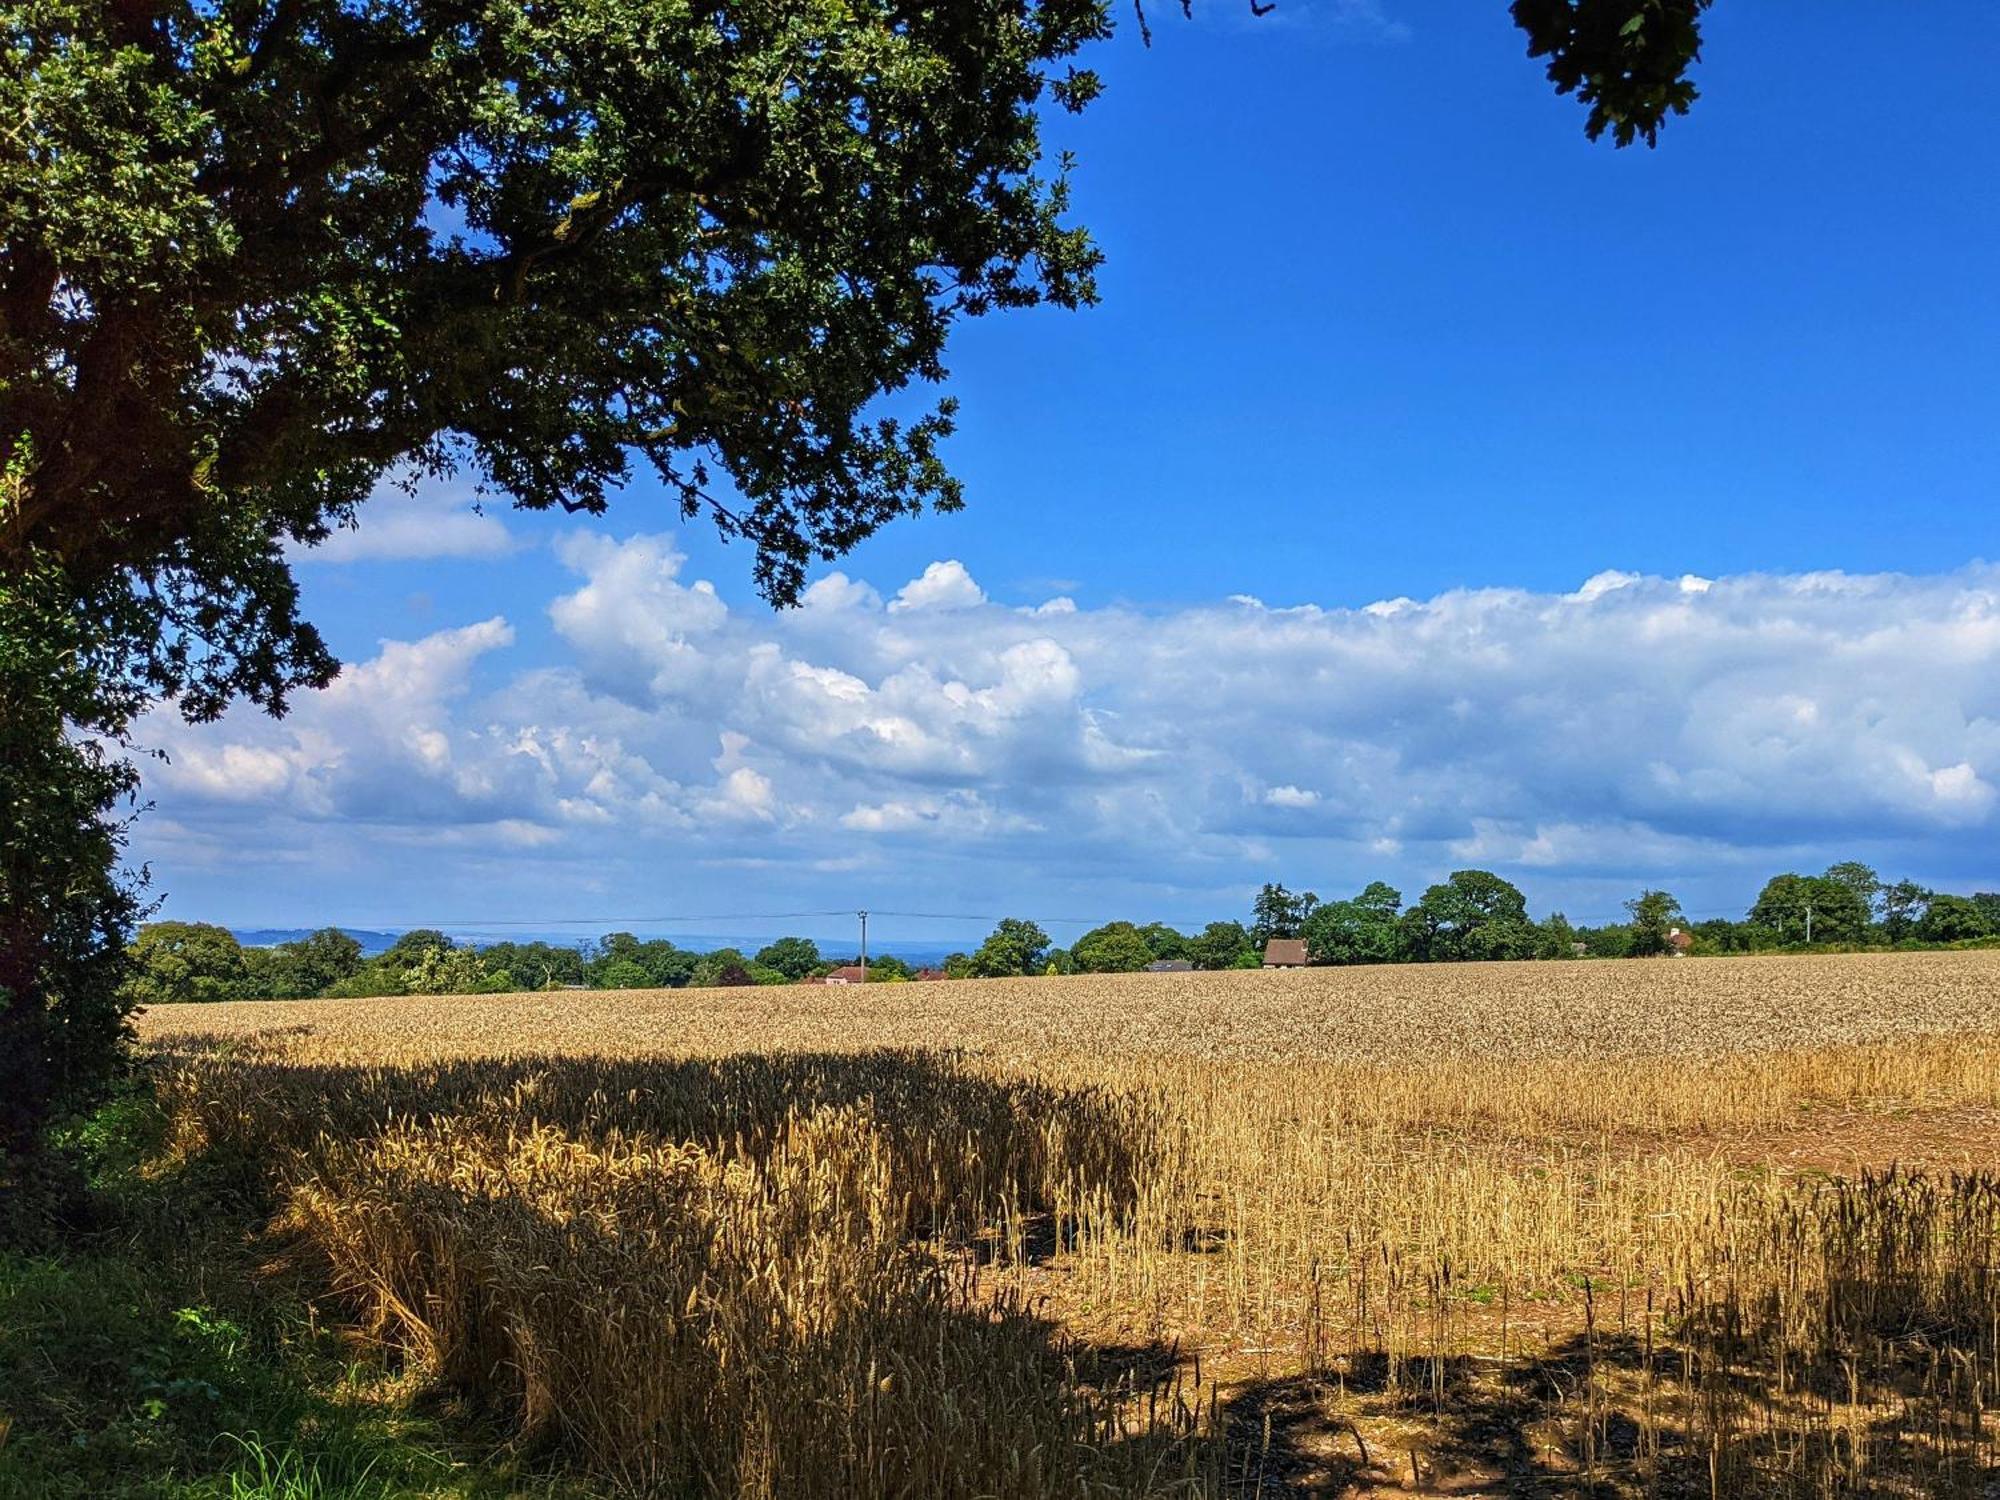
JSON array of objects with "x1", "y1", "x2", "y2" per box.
[{"x1": 137, "y1": 2, "x2": 2000, "y2": 950}]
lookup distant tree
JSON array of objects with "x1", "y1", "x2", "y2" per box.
[
  {"x1": 1301, "y1": 882, "x2": 1405, "y2": 966},
  {"x1": 1693, "y1": 917, "x2": 1751, "y2": 953},
  {"x1": 1405, "y1": 871, "x2": 1536, "y2": 962},
  {"x1": 1137, "y1": 923, "x2": 1189, "y2": 962},
  {"x1": 1807, "y1": 867, "x2": 1873, "y2": 943},
  {"x1": 1042, "y1": 948, "x2": 1077, "y2": 976},
  {"x1": 595, "y1": 959, "x2": 654, "y2": 990},
  {"x1": 1188, "y1": 921, "x2": 1255, "y2": 971},
  {"x1": 121, "y1": 923, "x2": 250, "y2": 1006},
  {"x1": 970, "y1": 919, "x2": 1051, "y2": 978},
  {"x1": 1072, "y1": 922, "x2": 1155, "y2": 973},
  {"x1": 592, "y1": 940, "x2": 668, "y2": 986},
  {"x1": 1534, "y1": 911, "x2": 1580, "y2": 959},
  {"x1": 1879, "y1": 880, "x2": 1931, "y2": 943},
  {"x1": 1917, "y1": 894, "x2": 1991, "y2": 944},
  {"x1": 1250, "y1": 883, "x2": 1319, "y2": 945},
  {"x1": 405, "y1": 945, "x2": 491, "y2": 996},
  {"x1": 265, "y1": 927, "x2": 364, "y2": 998},
  {"x1": 379, "y1": 930, "x2": 454, "y2": 971},
  {"x1": 1823, "y1": 861, "x2": 1883, "y2": 918},
  {"x1": 1974, "y1": 893, "x2": 2000, "y2": 933},
  {"x1": 690, "y1": 949, "x2": 753, "y2": 989},
  {"x1": 942, "y1": 953, "x2": 976, "y2": 980},
  {"x1": 1624, "y1": 890, "x2": 1684, "y2": 957},
  {"x1": 1748, "y1": 874, "x2": 1811, "y2": 940},
  {"x1": 639, "y1": 942, "x2": 699, "y2": 988},
  {"x1": 754, "y1": 937, "x2": 823, "y2": 981},
  {"x1": 1575, "y1": 923, "x2": 1633, "y2": 959},
  {"x1": 480, "y1": 940, "x2": 589, "y2": 989},
  {"x1": 596, "y1": 932, "x2": 643, "y2": 962},
  {"x1": 861, "y1": 954, "x2": 915, "y2": 982},
  {"x1": 235, "y1": 944, "x2": 279, "y2": 999},
  {"x1": 1749, "y1": 870, "x2": 1871, "y2": 945}
]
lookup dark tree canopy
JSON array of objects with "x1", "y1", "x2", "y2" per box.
[
  {"x1": 1623, "y1": 888, "x2": 1683, "y2": 957},
  {"x1": 1250, "y1": 882, "x2": 1317, "y2": 945},
  {"x1": 1748, "y1": 869, "x2": 1872, "y2": 945},
  {"x1": 2, "y1": 0, "x2": 1110, "y2": 728},
  {"x1": 0, "y1": 0, "x2": 1712, "y2": 1170},
  {"x1": 1071, "y1": 920, "x2": 1155, "y2": 973},
  {"x1": 1405, "y1": 870, "x2": 1536, "y2": 963},
  {"x1": 0, "y1": 562, "x2": 144, "y2": 1164},
  {"x1": 1301, "y1": 881, "x2": 1404, "y2": 966},
  {"x1": 1510, "y1": 0, "x2": 1710, "y2": 147},
  {"x1": 971, "y1": 918, "x2": 1051, "y2": 978},
  {"x1": 1187, "y1": 920, "x2": 1253, "y2": 970},
  {"x1": 0, "y1": 0, "x2": 1707, "y2": 731},
  {"x1": 1917, "y1": 894, "x2": 1991, "y2": 945},
  {"x1": 754, "y1": 936, "x2": 823, "y2": 981}
]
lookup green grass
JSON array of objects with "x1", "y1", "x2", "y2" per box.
[{"x1": 0, "y1": 1087, "x2": 579, "y2": 1500}]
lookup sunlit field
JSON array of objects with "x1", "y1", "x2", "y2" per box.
[{"x1": 136, "y1": 952, "x2": 2000, "y2": 1497}]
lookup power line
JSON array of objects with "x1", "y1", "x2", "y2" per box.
[
  {"x1": 865, "y1": 909, "x2": 1106, "y2": 926},
  {"x1": 364, "y1": 910, "x2": 856, "y2": 927},
  {"x1": 320, "y1": 908, "x2": 1122, "y2": 930}
]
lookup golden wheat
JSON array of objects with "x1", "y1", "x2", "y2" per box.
[
  {"x1": 137, "y1": 951, "x2": 2000, "y2": 1496},
  {"x1": 138, "y1": 950, "x2": 2000, "y2": 1065}
]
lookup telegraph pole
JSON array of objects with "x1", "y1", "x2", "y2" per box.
[
  {"x1": 858, "y1": 909, "x2": 869, "y2": 983},
  {"x1": 1804, "y1": 903, "x2": 1812, "y2": 945}
]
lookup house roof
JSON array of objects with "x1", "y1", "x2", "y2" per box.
[
  {"x1": 1146, "y1": 959, "x2": 1194, "y2": 972},
  {"x1": 822, "y1": 965, "x2": 867, "y2": 983},
  {"x1": 1262, "y1": 938, "x2": 1308, "y2": 967}
]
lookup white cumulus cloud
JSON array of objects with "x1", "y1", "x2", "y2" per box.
[
  {"x1": 134, "y1": 542, "x2": 2000, "y2": 926},
  {"x1": 889, "y1": 560, "x2": 986, "y2": 613}
]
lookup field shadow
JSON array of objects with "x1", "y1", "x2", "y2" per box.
[
  {"x1": 144, "y1": 1044, "x2": 2000, "y2": 1498},
  {"x1": 151, "y1": 1042, "x2": 1186, "y2": 1254},
  {"x1": 257, "y1": 1139, "x2": 1212, "y2": 1494},
  {"x1": 1212, "y1": 1299, "x2": 1998, "y2": 1499}
]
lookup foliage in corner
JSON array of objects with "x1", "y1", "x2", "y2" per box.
[
  {"x1": 0, "y1": 556, "x2": 145, "y2": 1180},
  {"x1": 1511, "y1": 0, "x2": 1710, "y2": 147}
]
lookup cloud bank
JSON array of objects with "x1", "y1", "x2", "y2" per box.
[{"x1": 138, "y1": 540, "x2": 2000, "y2": 928}]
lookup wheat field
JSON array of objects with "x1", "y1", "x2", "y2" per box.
[{"x1": 138, "y1": 953, "x2": 2000, "y2": 1497}]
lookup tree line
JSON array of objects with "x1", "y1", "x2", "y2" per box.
[
  {"x1": 122, "y1": 860, "x2": 2000, "y2": 1004},
  {"x1": 119, "y1": 926, "x2": 946, "y2": 1005},
  {"x1": 1257, "y1": 861, "x2": 2000, "y2": 967},
  {"x1": 873, "y1": 862, "x2": 2000, "y2": 978}
]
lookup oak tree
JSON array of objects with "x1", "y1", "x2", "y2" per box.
[{"x1": 0, "y1": 0, "x2": 1711, "y2": 1168}]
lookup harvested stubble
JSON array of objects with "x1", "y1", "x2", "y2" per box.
[{"x1": 140, "y1": 952, "x2": 2000, "y2": 1496}]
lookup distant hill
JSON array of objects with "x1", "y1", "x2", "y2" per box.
[{"x1": 232, "y1": 927, "x2": 401, "y2": 956}]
